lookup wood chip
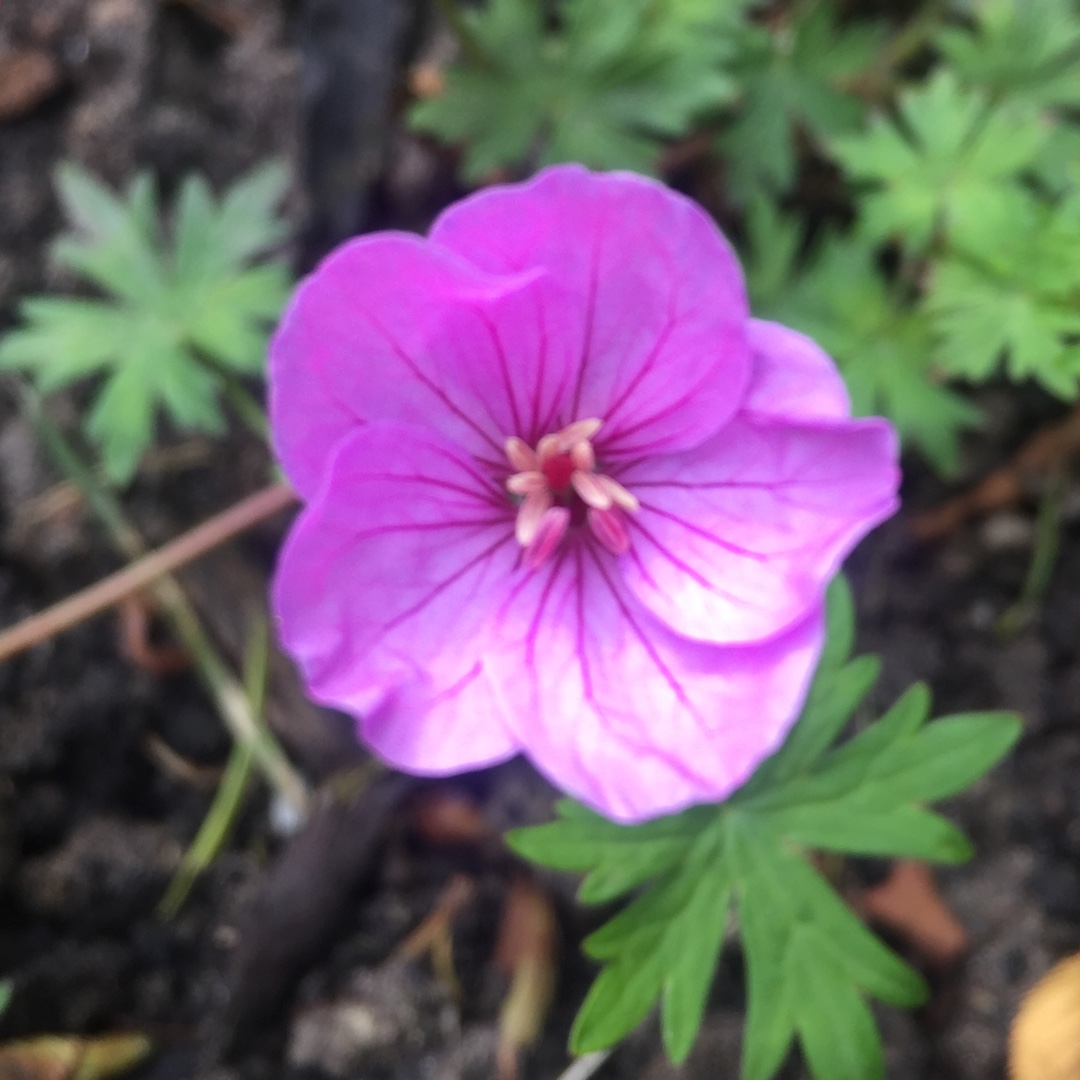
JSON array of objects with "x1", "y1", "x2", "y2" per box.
[
  {"x1": 859, "y1": 859, "x2": 968, "y2": 966},
  {"x1": 0, "y1": 49, "x2": 62, "y2": 123}
]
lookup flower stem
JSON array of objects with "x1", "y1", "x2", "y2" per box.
[
  {"x1": 158, "y1": 617, "x2": 267, "y2": 919},
  {"x1": 13, "y1": 384, "x2": 309, "y2": 817},
  {"x1": 997, "y1": 467, "x2": 1066, "y2": 639},
  {"x1": 555, "y1": 1051, "x2": 611, "y2": 1080},
  {"x1": 0, "y1": 481, "x2": 296, "y2": 662}
]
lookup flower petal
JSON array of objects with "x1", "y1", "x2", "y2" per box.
[
  {"x1": 273, "y1": 421, "x2": 521, "y2": 772},
  {"x1": 483, "y1": 543, "x2": 825, "y2": 822},
  {"x1": 270, "y1": 234, "x2": 582, "y2": 498},
  {"x1": 743, "y1": 319, "x2": 851, "y2": 422},
  {"x1": 430, "y1": 164, "x2": 752, "y2": 458},
  {"x1": 619, "y1": 416, "x2": 900, "y2": 644}
]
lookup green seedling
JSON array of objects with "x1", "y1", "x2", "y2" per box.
[{"x1": 0, "y1": 163, "x2": 291, "y2": 483}]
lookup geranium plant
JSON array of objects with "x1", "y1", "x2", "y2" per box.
[{"x1": 269, "y1": 165, "x2": 1018, "y2": 1078}]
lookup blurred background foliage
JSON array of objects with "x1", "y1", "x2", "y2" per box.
[{"x1": 411, "y1": 0, "x2": 1080, "y2": 475}]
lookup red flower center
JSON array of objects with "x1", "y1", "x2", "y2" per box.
[{"x1": 504, "y1": 419, "x2": 639, "y2": 569}]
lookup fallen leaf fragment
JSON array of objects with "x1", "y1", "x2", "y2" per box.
[
  {"x1": 0, "y1": 1033, "x2": 152, "y2": 1080},
  {"x1": 860, "y1": 859, "x2": 967, "y2": 966},
  {"x1": 1010, "y1": 950, "x2": 1080, "y2": 1080},
  {"x1": 495, "y1": 878, "x2": 559, "y2": 1080},
  {"x1": 0, "y1": 48, "x2": 61, "y2": 123}
]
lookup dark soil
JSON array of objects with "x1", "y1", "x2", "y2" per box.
[{"x1": 1, "y1": 3, "x2": 1078, "y2": 1079}]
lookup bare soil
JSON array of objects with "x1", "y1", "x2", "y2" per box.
[{"x1": 1, "y1": 3, "x2": 1078, "y2": 1078}]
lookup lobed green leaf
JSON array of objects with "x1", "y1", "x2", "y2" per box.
[
  {"x1": 513, "y1": 572, "x2": 1018, "y2": 1080},
  {"x1": 4, "y1": 161, "x2": 291, "y2": 482}
]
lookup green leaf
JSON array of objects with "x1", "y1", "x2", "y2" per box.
[
  {"x1": 0, "y1": 300, "x2": 131, "y2": 390},
  {"x1": 832, "y1": 71, "x2": 1047, "y2": 250},
  {"x1": 937, "y1": 0, "x2": 1080, "y2": 109},
  {"x1": 513, "y1": 574, "x2": 1020, "y2": 1079},
  {"x1": 927, "y1": 187, "x2": 1080, "y2": 397},
  {"x1": 720, "y1": 5, "x2": 883, "y2": 198},
  {"x1": 86, "y1": 362, "x2": 158, "y2": 482},
  {"x1": 1, "y1": 161, "x2": 291, "y2": 483},
  {"x1": 409, "y1": 0, "x2": 740, "y2": 180},
  {"x1": 747, "y1": 216, "x2": 980, "y2": 473},
  {"x1": 508, "y1": 800, "x2": 710, "y2": 904},
  {"x1": 213, "y1": 162, "x2": 291, "y2": 266},
  {"x1": 569, "y1": 822, "x2": 732, "y2": 1062}
]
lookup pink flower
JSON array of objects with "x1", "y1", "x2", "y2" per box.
[{"x1": 270, "y1": 165, "x2": 899, "y2": 823}]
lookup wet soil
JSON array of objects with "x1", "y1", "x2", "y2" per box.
[{"x1": 1, "y1": 3, "x2": 1078, "y2": 1078}]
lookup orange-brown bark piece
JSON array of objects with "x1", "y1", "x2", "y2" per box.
[
  {"x1": 0, "y1": 48, "x2": 61, "y2": 122},
  {"x1": 860, "y1": 859, "x2": 968, "y2": 966},
  {"x1": 914, "y1": 403, "x2": 1080, "y2": 541}
]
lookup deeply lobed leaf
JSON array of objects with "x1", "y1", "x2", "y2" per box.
[
  {"x1": 512, "y1": 576, "x2": 1020, "y2": 1078},
  {"x1": 832, "y1": 71, "x2": 1046, "y2": 251},
  {"x1": 746, "y1": 213, "x2": 980, "y2": 473},
  {"x1": 409, "y1": 0, "x2": 738, "y2": 179},
  {"x1": 720, "y1": 5, "x2": 883, "y2": 199},
  {"x1": 0, "y1": 162, "x2": 291, "y2": 483}
]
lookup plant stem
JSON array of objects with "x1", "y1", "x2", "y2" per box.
[
  {"x1": 15, "y1": 384, "x2": 309, "y2": 817},
  {"x1": 997, "y1": 468, "x2": 1066, "y2": 639},
  {"x1": 856, "y1": 0, "x2": 949, "y2": 101},
  {"x1": 158, "y1": 618, "x2": 268, "y2": 919},
  {"x1": 555, "y1": 1051, "x2": 611, "y2": 1080},
  {"x1": 882, "y1": 0, "x2": 948, "y2": 71},
  {"x1": 0, "y1": 482, "x2": 296, "y2": 663}
]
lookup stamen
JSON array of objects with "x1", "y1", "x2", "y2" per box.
[
  {"x1": 504, "y1": 417, "x2": 637, "y2": 565},
  {"x1": 596, "y1": 474, "x2": 640, "y2": 512},
  {"x1": 516, "y1": 490, "x2": 553, "y2": 545},
  {"x1": 535, "y1": 433, "x2": 560, "y2": 460},
  {"x1": 588, "y1": 506, "x2": 630, "y2": 555},
  {"x1": 505, "y1": 437, "x2": 538, "y2": 473},
  {"x1": 570, "y1": 440, "x2": 595, "y2": 472},
  {"x1": 552, "y1": 417, "x2": 602, "y2": 453},
  {"x1": 571, "y1": 470, "x2": 613, "y2": 510},
  {"x1": 524, "y1": 507, "x2": 570, "y2": 569},
  {"x1": 507, "y1": 471, "x2": 547, "y2": 496}
]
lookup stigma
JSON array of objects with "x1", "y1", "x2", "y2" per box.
[{"x1": 504, "y1": 419, "x2": 638, "y2": 568}]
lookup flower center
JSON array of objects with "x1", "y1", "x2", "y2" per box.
[{"x1": 504, "y1": 419, "x2": 639, "y2": 569}]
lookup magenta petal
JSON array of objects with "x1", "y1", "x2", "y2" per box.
[
  {"x1": 743, "y1": 319, "x2": 851, "y2": 422},
  {"x1": 483, "y1": 545, "x2": 825, "y2": 822},
  {"x1": 273, "y1": 421, "x2": 521, "y2": 772},
  {"x1": 619, "y1": 416, "x2": 900, "y2": 644},
  {"x1": 270, "y1": 233, "x2": 582, "y2": 498},
  {"x1": 431, "y1": 165, "x2": 752, "y2": 457}
]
